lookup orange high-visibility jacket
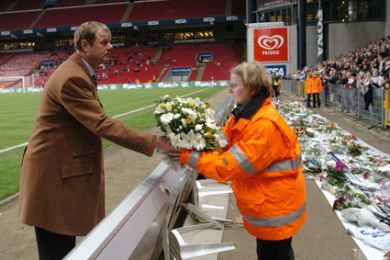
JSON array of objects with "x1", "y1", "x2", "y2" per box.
[
  {"x1": 305, "y1": 76, "x2": 313, "y2": 94},
  {"x1": 180, "y1": 97, "x2": 306, "y2": 241},
  {"x1": 311, "y1": 77, "x2": 323, "y2": 94}
]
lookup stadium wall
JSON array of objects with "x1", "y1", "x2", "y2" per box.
[
  {"x1": 305, "y1": 25, "x2": 317, "y2": 67},
  {"x1": 328, "y1": 21, "x2": 385, "y2": 58},
  {"x1": 386, "y1": 0, "x2": 390, "y2": 37},
  {"x1": 286, "y1": 25, "x2": 298, "y2": 74},
  {"x1": 214, "y1": 22, "x2": 245, "y2": 41}
]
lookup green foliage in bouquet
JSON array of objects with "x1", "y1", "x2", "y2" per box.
[
  {"x1": 347, "y1": 140, "x2": 366, "y2": 157},
  {"x1": 333, "y1": 184, "x2": 371, "y2": 210},
  {"x1": 325, "y1": 161, "x2": 348, "y2": 186}
]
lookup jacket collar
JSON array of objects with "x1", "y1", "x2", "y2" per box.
[
  {"x1": 69, "y1": 53, "x2": 95, "y2": 82},
  {"x1": 232, "y1": 92, "x2": 270, "y2": 121}
]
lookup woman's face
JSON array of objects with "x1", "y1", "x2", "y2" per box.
[{"x1": 229, "y1": 73, "x2": 254, "y2": 104}]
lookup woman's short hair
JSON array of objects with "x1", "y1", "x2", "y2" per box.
[
  {"x1": 231, "y1": 61, "x2": 273, "y2": 96},
  {"x1": 74, "y1": 21, "x2": 110, "y2": 51}
]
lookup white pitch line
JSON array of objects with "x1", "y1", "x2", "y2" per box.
[
  {"x1": 113, "y1": 88, "x2": 208, "y2": 119},
  {"x1": 0, "y1": 88, "x2": 210, "y2": 154},
  {"x1": 0, "y1": 142, "x2": 28, "y2": 154}
]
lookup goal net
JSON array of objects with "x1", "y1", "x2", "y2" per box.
[{"x1": 0, "y1": 76, "x2": 26, "y2": 92}]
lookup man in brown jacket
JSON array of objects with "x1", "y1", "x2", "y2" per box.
[{"x1": 19, "y1": 21, "x2": 177, "y2": 260}]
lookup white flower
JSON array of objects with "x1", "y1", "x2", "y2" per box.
[
  {"x1": 194, "y1": 97, "x2": 202, "y2": 106},
  {"x1": 206, "y1": 119, "x2": 216, "y2": 129},
  {"x1": 176, "y1": 96, "x2": 185, "y2": 103},
  {"x1": 326, "y1": 160, "x2": 337, "y2": 169},
  {"x1": 205, "y1": 109, "x2": 216, "y2": 128},
  {"x1": 205, "y1": 108, "x2": 215, "y2": 118},
  {"x1": 165, "y1": 103, "x2": 172, "y2": 112},
  {"x1": 195, "y1": 124, "x2": 203, "y2": 131},
  {"x1": 193, "y1": 133, "x2": 206, "y2": 150},
  {"x1": 214, "y1": 133, "x2": 228, "y2": 148},
  {"x1": 154, "y1": 105, "x2": 165, "y2": 114},
  {"x1": 181, "y1": 118, "x2": 187, "y2": 127},
  {"x1": 160, "y1": 113, "x2": 174, "y2": 125},
  {"x1": 180, "y1": 132, "x2": 195, "y2": 149},
  {"x1": 155, "y1": 95, "x2": 224, "y2": 151},
  {"x1": 168, "y1": 133, "x2": 181, "y2": 148},
  {"x1": 182, "y1": 108, "x2": 197, "y2": 117}
]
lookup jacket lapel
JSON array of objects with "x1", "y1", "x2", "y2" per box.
[{"x1": 69, "y1": 53, "x2": 100, "y2": 102}]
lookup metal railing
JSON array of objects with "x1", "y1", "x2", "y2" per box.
[{"x1": 281, "y1": 80, "x2": 389, "y2": 129}]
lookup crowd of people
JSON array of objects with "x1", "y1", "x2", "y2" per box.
[{"x1": 292, "y1": 36, "x2": 390, "y2": 110}]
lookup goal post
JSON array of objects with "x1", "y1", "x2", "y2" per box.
[{"x1": 0, "y1": 76, "x2": 26, "y2": 92}]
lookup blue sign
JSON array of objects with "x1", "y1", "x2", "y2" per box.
[
  {"x1": 171, "y1": 67, "x2": 192, "y2": 75},
  {"x1": 265, "y1": 64, "x2": 287, "y2": 76}
]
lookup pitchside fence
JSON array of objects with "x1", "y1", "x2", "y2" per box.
[
  {"x1": 0, "y1": 80, "x2": 230, "y2": 93},
  {"x1": 281, "y1": 80, "x2": 390, "y2": 129}
]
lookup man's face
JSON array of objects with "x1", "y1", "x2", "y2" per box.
[{"x1": 83, "y1": 29, "x2": 112, "y2": 68}]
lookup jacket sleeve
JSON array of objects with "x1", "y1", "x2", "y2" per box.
[
  {"x1": 59, "y1": 76, "x2": 156, "y2": 157},
  {"x1": 180, "y1": 119, "x2": 295, "y2": 182},
  {"x1": 305, "y1": 78, "x2": 311, "y2": 94}
]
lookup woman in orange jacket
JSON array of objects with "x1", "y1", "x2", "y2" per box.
[
  {"x1": 311, "y1": 71, "x2": 323, "y2": 108},
  {"x1": 305, "y1": 72, "x2": 313, "y2": 107},
  {"x1": 179, "y1": 62, "x2": 306, "y2": 260}
]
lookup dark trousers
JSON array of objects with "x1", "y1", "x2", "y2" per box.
[
  {"x1": 312, "y1": 93, "x2": 321, "y2": 108},
  {"x1": 35, "y1": 227, "x2": 76, "y2": 260},
  {"x1": 306, "y1": 94, "x2": 312, "y2": 107},
  {"x1": 256, "y1": 237, "x2": 294, "y2": 260}
]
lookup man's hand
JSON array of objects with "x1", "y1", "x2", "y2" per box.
[{"x1": 156, "y1": 136, "x2": 181, "y2": 158}]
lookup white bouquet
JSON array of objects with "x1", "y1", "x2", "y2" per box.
[{"x1": 154, "y1": 95, "x2": 228, "y2": 151}]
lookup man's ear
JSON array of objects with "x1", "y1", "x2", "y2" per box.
[{"x1": 80, "y1": 39, "x2": 89, "y2": 52}]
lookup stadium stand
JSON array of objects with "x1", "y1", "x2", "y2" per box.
[
  {"x1": 200, "y1": 42, "x2": 242, "y2": 80},
  {"x1": 0, "y1": 54, "x2": 14, "y2": 65},
  {"x1": 12, "y1": 0, "x2": 43, "y2": 11},
  {"x1": 34, "y1": 3, "x2": 128, "y2": 28},
  {"x1": 95, "y1": 0, "x2": 126, "y2": 4},
  {"x1": 128, "y1": 0, "x2": 226, "y2": 21},
  {"x1": 0, "y1": 0, "x2": 13, "y2": 12},
  {"x1": 0, "y1": 0, "x2": 245, "y2": 88},
  {"x1": 95, "y1": 45, "x2": 160, "y2": 84},
  {"x1": 55, "y1": 0, "x2": 87, "y2": 8},
  {"x1": 0, "y1": 11, "x2": 40, "y2": 31}
]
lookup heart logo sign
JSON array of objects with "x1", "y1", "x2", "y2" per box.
[
  {"x1": 253, "y1": 27, "x2": 288, "y2": 62},
  {"x1": 257, "y1": 35, "x2": 284, "y2": 50}
]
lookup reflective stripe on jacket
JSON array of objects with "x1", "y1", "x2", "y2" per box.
[{"x1": 180, "y1": 97, "x2": 306, "y2": 240}]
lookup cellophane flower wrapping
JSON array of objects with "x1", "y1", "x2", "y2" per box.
[{"x1": 154, "y1": 95, "x2": 228, "y2": 151}]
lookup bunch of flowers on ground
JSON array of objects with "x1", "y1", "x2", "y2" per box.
[{"x1": 154, "y1": 95, "x2": 227, "y2": 151}]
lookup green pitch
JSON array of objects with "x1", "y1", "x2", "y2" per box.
[{"x1": 0, "y1": 87, "x2": 225, "y2": 200}]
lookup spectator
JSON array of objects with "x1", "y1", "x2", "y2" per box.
[
  {"x1": 311, "y1": 71, "x2": 323, "y2": 108},
  {"x1": 305, "y1": 72, "x2": 313, "y2": 107}
]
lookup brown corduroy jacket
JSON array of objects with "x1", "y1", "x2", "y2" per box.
[{"x1": 19, "y1": 53, "x2": 156, "y2": 236}]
